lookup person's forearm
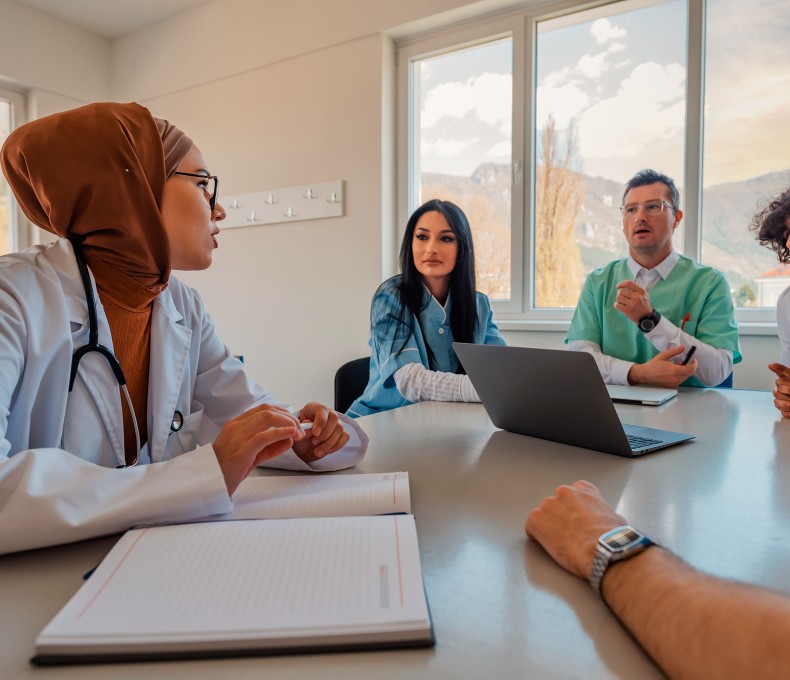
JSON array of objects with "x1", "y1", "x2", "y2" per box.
[
  {"x1": 567, "y1": 340, "x2": 633, "y2": 385},
  {"x1": 603, "y1": 547, "x2": 790, "y2": 679},
  {"x1": 645, "y1": 319, "x2": 732, "y2": 386},
  {"x1": 394, "y1": 363, "x2": 479, "y2": 403}
]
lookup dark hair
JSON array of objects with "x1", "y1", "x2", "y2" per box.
[
  {"x1": 750, "y1": 186, "x2": 790, "y2": 264},
  {"x1": 375, "y1": 199, "x2": 478, "y2": 372},
  {"x1": 622, "y1": 169, "x2": 680, "y2": 210}
]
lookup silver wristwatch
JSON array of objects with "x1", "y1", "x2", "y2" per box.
[{"x1": 589, "y1": 525, "x2": 653, "y2": 596}]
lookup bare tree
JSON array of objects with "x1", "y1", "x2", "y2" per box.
[
  {"x1": 535, "y1": 114, "x2": 585, "y2": 307},
  {"x1": 420, "y1": 182, "x2": 511, "y2": 300}
]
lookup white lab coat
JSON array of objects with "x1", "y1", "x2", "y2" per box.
[{"x1": 0, "y1": 239, "x2": 366, "y2": 555}]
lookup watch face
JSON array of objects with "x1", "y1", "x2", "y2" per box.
[
  {"x1": 639, "y1": 318, "x2": 656, "y2": 332},
  {"x1": 603, "y1": 527, "x2": 641, "y2": 550}
]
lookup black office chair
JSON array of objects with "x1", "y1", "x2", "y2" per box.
[{"x1": 334, "y1": 357, "x2": 370, "y2": 413}]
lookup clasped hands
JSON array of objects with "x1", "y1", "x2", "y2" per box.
[
  {"x1": 213, "y1": 402, "x2": 350, "y2": 495},
  {"x1": 616, "y1": 281, "x2": 697, "y2": 388}
]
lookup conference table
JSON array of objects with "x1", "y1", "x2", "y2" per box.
[{"x1": 2, "y1": 387, "x2": 789, "y2": 679}]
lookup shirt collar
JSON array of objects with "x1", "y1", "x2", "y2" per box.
[
  {"x1": 627, "y1": 250, "x2": 680, "y2": 281},
  {"x1": 421, "y1": 284, "x2": 450, "y2": 323}
]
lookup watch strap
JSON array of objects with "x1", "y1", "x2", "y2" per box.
[
  {"x1": 589, "y1": 526, "x2": 654, "y2": 597},
  {"x1": 638, "y1": 310, "x2": 661, "y2": 333},
  {"x1": 589, "y1": 543, "x2": 612, "y2": 596}
]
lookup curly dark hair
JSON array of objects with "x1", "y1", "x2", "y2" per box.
[{"x1": 751, "y1": 187, "x2": 790, "y2": 264}]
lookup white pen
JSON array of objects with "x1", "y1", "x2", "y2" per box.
[{"x1": 300, "y1": 421, "x2": 314, "y2": 431}]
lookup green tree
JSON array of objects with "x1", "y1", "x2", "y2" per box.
[{"x1": 734, "y1": 284, "x2": 756, "y2": 308}]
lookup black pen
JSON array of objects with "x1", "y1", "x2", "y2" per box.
[{"x1": 681, "y1": 345, "x2": 697, "y2": 366}]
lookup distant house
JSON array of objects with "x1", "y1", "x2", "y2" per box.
[{"x1": 756, "y1": 264, "x2": 790, "y2": 307}]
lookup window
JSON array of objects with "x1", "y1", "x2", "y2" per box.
[
  {"x1": 701, "y1": 0, "x2": 790, "y2": 310},
  {"x1": 412, "y1": 38, "x2": 514, "y2": 301},
  {"x1": 534, "y1": 0, "x2": 687, "y2": 308},
  {"x1": 0, "y1": 88, "x2": 25, "y2": 255},
  {"x1": 398, "y1": 0, "x2": 788, "y2": 323}
]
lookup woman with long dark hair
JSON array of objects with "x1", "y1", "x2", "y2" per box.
[{"x1": 348, "y1": 199, "x2": 505, "y2": 416}]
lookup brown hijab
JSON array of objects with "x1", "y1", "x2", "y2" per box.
[{"x1": 0, "y1": 102, "x2": 193, "y2": 290}]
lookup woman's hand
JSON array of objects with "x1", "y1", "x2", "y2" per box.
[
  {"x1": 213, "y1": 404, "x2": 304, "y2": 495},
  {"x1": 292, "y1": 402, "x2": 350, "y2": 463}
]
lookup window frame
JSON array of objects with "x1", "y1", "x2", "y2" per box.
[
  {"x1": 0, "y1": 87, "x2": 29, "y2": 253},
  {"x1": 396, "y1": 0, "x2": 776, "y2": 329}
]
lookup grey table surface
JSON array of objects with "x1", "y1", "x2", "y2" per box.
[{"x1": 2, "y1": 388, "x2": 788, "y2": 679}]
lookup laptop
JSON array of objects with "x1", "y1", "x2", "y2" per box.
[
  {"x1": 453, "y1": 343, "x2": 694, "y2": 457},
  {"x1": 605, "y1": 384, "x2": 677, "y2": 406}
]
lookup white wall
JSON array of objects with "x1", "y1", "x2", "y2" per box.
[
  {"x1": 0, "y1": 0, "x2": 110, "y2": 107},
  {"x1": 142, "y1": 34, "x2": 388, "y2": 406}
]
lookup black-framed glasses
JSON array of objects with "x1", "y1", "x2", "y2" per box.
[{"x1": 174, "y1": 172, "x2": 219, "y2": 210}]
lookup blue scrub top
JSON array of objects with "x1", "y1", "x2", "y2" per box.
[{"x1": 347, "y1": 276, "x2": 505, "y2": 417}]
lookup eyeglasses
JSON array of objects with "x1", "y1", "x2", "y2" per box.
[
  {"x1": 174, "y1": 172, "x2": 219, "y2": 211},
  {"x1": 620, "y1": 199, "x2": 676, "y2": 219}
]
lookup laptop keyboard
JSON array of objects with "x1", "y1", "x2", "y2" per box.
[{"x1": 627, "y1": 434, "x2": 663, "y2": 450}]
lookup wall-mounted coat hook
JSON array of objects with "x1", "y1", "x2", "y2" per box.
[{"x1": 220, "y1": 180, "x2": 343, "y2": 229}]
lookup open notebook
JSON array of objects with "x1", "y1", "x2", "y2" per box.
[{"x1": 33, "y1": 473, "x2": 433, "y2": 665}]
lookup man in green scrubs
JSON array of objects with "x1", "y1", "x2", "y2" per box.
[{"x1": 566, "y1": 169, "x2": 740, "y2": 388}]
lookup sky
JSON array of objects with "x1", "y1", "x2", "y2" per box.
[{"x1": 417, "y1": 0, "x2": 790, "y2": 190}]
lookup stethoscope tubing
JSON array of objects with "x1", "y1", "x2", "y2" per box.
[{"x1": 68, "y1": 240, "x2": 141, "y2": 468}]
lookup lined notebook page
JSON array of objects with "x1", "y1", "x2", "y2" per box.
[
  {"x1": 227, "y1": 472, "x2": 410, "y2": 520},
  {"x1": 38, "y1": 516, "x2": 428, "y2": 648}
]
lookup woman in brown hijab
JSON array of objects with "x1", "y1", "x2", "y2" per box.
[{"x1": 0, "y1": 102, "x2": 365, "y2": 555}]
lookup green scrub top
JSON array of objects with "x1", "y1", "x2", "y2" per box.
[{"x1": 566, "y1": 255, "x2": 741, "y2": 387}]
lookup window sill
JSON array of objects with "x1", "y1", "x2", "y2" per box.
[{"x1": 495, "y1": 318, "x2": 779, "y2": 337}]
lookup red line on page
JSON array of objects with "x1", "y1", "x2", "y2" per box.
[
  {"x1": 77, "y1": 528, "x2": 150, "y2": 620},
  {"x1": 394, "y1": 516, "x2": 404, "y2": 607}
]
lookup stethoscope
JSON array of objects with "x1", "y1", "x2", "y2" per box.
[
  {"x1": 68, "y1": 239, "x2": 140, "y2": 467},
  {"x1": 68, "y1": 240, "x2": 185, "y2": 467}
]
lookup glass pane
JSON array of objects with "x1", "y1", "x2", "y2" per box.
[
  {"x1": 702, "y1": 0, "x2": 790, "y2": 308},
  {"x1": 535, "y1": 0, "x2": 687, "y2": 308},
  {"x1": 413, "y1": 38, "x2": 513, "y2": 300},
  {"x1": 0, "y1": 98, "x2": 10, "y2": 255}
]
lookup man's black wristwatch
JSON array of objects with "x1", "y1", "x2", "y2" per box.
[
  {"x1": 589, "y1": 525, "x2": 654, "y2": 596},
  {"x1": 637, "y1": 310, "x2": 661, "y2": 333}
]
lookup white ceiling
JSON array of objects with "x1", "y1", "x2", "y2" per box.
[{"x1": 15, "y1": 0, "x2": 210, "y2": 38}]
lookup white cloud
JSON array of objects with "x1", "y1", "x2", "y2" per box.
[
  {"x1": 421, "y1": 72, "x2": 512, "y2": 130},
  {"x1": 536, "y1": 82, "x2": 589, "y2": 129},
  {"x1": 619, "y1": 61, "x2": 685, "y2": 104},
  {"x1": 607, "y1": 42, "x2": 626, "y2": 54},
  {"x1": 542, "y1": 66, "x2": 572, "y2": 88},
  {"x1": 578, "y1": 52, "x2": 609, "y2": 79},
  {"x1": 422, "y1": 137, "x2": 480, "y2": 157},
  {"x1": 486, "y1": 141, "x2": 511, "y2": 157},
  {"x1": 591, "y1": 18, "x2": 626, "y2": 45},
  {"x1": 578, "y1": 62, "x2": 686, "y2": 159}
]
